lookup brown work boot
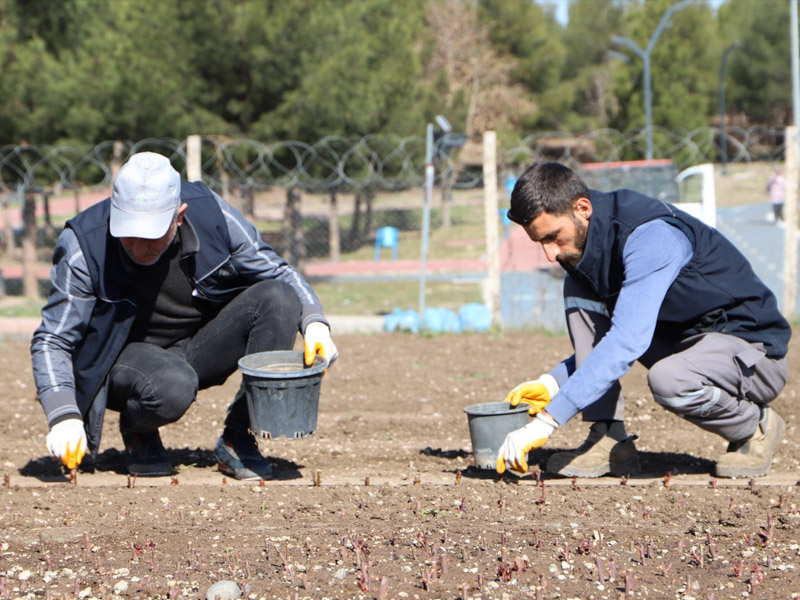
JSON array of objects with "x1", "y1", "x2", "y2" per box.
[
  {"x1": 715, "y1": 406, "x2": 785, "y2": 479},
  {"x1": 546, "y1": 421, "x2": 641, "y2": 478}
]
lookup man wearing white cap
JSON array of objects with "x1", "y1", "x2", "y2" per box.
[{"x1": 31, "y1": 152, "x2": 337, "y2": 479}]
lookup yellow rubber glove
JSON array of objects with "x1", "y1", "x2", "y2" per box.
[
  {"x1": 496, "y1": 413, "x2": 558, "y2": 475},
  {"x1": 303, "y1": 322, "x2": 338, "y2": 369},
  {"x1": 46, "y1": 418, "x2": 87, "y2": 470},
  {"x1": 504, "y1": 374, "x2": 559, "y2": 415}
]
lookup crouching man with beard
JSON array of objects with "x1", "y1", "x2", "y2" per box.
[{"x1": 496, "y1": 162, "x2": 790, "y2": 480}]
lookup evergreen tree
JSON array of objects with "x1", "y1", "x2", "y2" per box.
[
  {"x1": 609, "y1": 0, "x2": 716, "y2": 134},
  {"x1": 0, "y1": 0, "x2": 792, "y2": 147},
  {"x1": 477, "y1": 0, "x2": 566, "y2": 94},
  {"x1": 250, "y1": 0, "x2": 427, "y2": 141},
  {"x1": 719, "y1": 0, "x2": 791, "y2": 125},
  {"x1": 538, "y1": 0, "x2": 626, "y2": 131}
]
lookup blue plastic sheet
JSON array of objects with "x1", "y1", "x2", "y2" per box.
[
  {"x1": 459, "y1": 303, "x2": 492, "y2": 332},
  {"x1": 422, "y1": 307, "x2": 461, "y2": 333},
  {"x1": 384, "y1": 308, "x2": 419, "y2": 333}
]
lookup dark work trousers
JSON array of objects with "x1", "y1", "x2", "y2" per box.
[
  {"x1": 107, "y1": 280, "x2": 301, "y2": 435},
  {"x1": 564, "y1": 275, "x2": 787, "y2": 442}
]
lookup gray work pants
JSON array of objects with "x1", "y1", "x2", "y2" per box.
[{"x1": 564, "y1": 276, "x2": 787, "y2": 442}]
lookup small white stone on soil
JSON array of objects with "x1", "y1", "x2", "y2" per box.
[{"x1": 206, "y1": 580, "x2": 241, "y2": 600}]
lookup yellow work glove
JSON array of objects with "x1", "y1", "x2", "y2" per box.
[
  {"x1": 46, "y1": 418, "x2": 87, "y2": 470},
  {"x1": 504, "y1": 374, "x2": 559, "y2": 415},
  {"x1": 303, "y1": 322, "x2": 338, "y2": 369},
  {"x1": 496, "y1": 413, "x2": 558, "y2": 475}
]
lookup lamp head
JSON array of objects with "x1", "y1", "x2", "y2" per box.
[{"x1": 435, "y1": 115, "x2": 452, "y2": 134}]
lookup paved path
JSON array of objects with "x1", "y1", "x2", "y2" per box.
[
  {"x1": 3, "y1": 188, "x2": 109, "y2": 228},
  {"x1": 715, "y1": 203, "x2": 800, "y2": 314}
]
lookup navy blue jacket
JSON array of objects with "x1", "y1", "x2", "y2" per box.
[{"x1": 573, "y1": 189, "x2": 790, "y2": 358}]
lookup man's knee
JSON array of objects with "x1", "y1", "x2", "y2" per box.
[
  {"x1": 648, "y1": 358, "x2": 724, "y2": 421},
  {"x1": 117, "y1": 355, "x2": 198, "y2": 430},
  {"x1": 250, "y1": 280, "x2": 302, "y2": 317},
  {"x1": 648, "y1": 357, "x2": 695, "y2": 408},
  {"x1": 138, "y1": 359, "x2": 197, "y2": 424}
]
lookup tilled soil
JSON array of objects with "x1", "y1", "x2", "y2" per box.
[{"x1": 1, "y1": 330, "x2": 799, "y2": 599}]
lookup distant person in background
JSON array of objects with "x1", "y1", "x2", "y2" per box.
[
  {"x1": 31, "y1": 152, "x2": 337, "y2": 480},
  {"x1": 496, "y1": 161, "x2": 790, "y2": 480},
  {"x1": 767, "y1": 167, "x2": 786, "y2": 223}
]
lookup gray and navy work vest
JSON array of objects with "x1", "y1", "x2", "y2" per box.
[{"x1": 572, "y1": 189, "x2": 790, "y2": 359}]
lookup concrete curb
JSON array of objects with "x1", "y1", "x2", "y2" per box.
[{"x1": 328, "y1": 314, "x2": 384, "y2": 334}]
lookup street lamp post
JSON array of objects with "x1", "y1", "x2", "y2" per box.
[
  {"x1": 419, "y1": 116, "x2": 453, "y2": 319},
  {"x1": 718, "y1": 41, "x2": 740, "y2": 175},
  {"x1": 419, "y1": 122, "x2": 434, "y2": 319},
  {"x1": 611, "y1": 0, "x2": 694, "y2": 160}
]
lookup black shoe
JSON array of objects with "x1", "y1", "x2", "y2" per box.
[
  {"x1": 213, "y1": 430, "x2": 273, "y2": 480},
  {"x1": 121, "y1": 430, "x2": 174, "y2": 477}
]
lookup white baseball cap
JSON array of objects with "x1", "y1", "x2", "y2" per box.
[{"x1": 110, "y1": 152, "x2": 181, "y2": 239}]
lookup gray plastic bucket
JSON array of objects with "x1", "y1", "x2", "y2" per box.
[
  {"x1": 238, "y1": 350, "x2": 326, "y2": 440},
  {"x1": 463, "y1": 401, "x2": 529, "y2": 469}
]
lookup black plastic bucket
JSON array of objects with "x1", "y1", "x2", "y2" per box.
[
  {"x1": 238, "y1": 350, "x2": 326, "y2": 440},
  {"x1": 463, "y1": 401, "x2": 529, "y2": 469}
]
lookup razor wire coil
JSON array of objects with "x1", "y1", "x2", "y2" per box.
[{"x1": 0, "y1": 126, "x2": 787, "y2": 196}]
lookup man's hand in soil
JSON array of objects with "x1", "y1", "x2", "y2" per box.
[
  {"x1": 303, "y1": 322, "x2": 338, "y2": 370},
  {"x1": 504, "y1": 374, "x2": 559, "y2": 415},
  {"x1": 496, "y1": 412, "x2": 558, "y2": 475},
  {"x1": 46, "y1": 418, "x2": 87, "y2": 470}
]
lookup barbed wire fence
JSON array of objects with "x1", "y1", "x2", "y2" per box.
[{"x1": 0, "y1": 126, "x2": 788, "y2": 302}]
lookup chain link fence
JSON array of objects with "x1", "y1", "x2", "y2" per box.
[{"x1": 0, "y1": 126, "x2": 788, "y2": 309}]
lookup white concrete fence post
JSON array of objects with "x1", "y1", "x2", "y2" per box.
[
  {"x1": 483, "y1": 131, "x2": 501, "y2": 328},
  {"x1": 783, "y1": 125, "x2": 798, "y2": 320},
  {"x1": 186, "y1": 135, "x2": 202, "y2": 182}
]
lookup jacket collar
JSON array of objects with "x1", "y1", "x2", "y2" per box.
[
  {"x1": 573, "y1": 189, "x2": 609, "y2": 281},
  {"x1": 113, "y1": 216, "x2": 200, "y2": 277}
]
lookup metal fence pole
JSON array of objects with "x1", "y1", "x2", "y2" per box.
[{"x1": 718, "y1": 42, "x2": 740, "y2": 175}]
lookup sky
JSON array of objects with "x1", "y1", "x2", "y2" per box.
[{"x1": 535, "y1": 0, "x2": 728, "y2": 26}]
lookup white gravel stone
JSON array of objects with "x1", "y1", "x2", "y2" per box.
[
  {"x1": 206, "y1": 580, "x2": 241, "y2": 600},
  {"x1": 113, "y1": 581, "x2": 129, "y2": 594}
]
